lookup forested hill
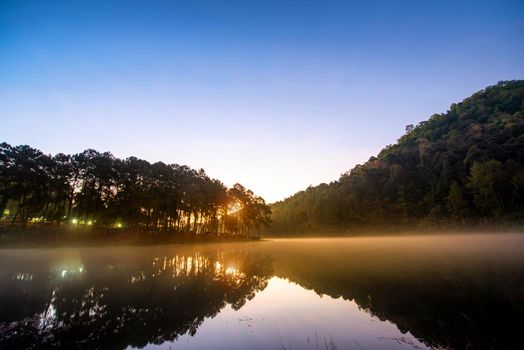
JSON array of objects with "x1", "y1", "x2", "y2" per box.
[{"x1": 269, "y1": 80, "x2": 524, "y2": 235}]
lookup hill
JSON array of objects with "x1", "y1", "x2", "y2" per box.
[{"x1": 269, "y1": 80, "x2": 524, "y2": 235}]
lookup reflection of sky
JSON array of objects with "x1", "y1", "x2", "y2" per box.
[
  {"x1": 1, "y1": 1, "x2": 524, "y2": 202},
  {"x1": 3, "y1": 236, "x2": 524, "y2": 349},
  {"x1": 135, "y1": 277, "x2": 428, "y2": 350}
]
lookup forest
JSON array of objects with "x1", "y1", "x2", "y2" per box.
[
  {"x1": 0, "y1": 145, "x2": 271, "y2": 237},
  {"x1": 2, "y1": 80, "x2": 523, "y2": 238},
  {"x1": 270, "y1": 80, "x2": 524, "y2": 234}
]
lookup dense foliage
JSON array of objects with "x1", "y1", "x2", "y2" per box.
[
  {"x1": 0, "y1": 145, "x2": 270, "y2": 236},
  {"x1": 270, "y1": 80, "x2": 524, "y2": 234}
]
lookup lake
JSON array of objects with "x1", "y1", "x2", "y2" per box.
[{"x1": 1, "y1": 234, "x2": 523, "y2": 349}]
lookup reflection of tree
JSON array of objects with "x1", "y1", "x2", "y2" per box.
[
  {"x1": 269, "y1": 243, "x2": 524, "y2": 350},
  {"x1": 2, "y1": 241, "x2": 522, "y2": 350},
  {"x1": 0, "y1": 251, "x2": 272, "y2": 349}
]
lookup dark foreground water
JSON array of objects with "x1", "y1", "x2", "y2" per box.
[{"x1": 0, "y1": 234, "x2": 523, "y2": 349}]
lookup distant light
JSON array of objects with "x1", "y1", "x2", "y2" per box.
[
  {"x1": 71, "y1": 218, "x2": 78, "y2": 225},
  {"x1": 225, "y1": 266, "x2": 238, "y2": 275},
  {"x1": 228, "y1": 202, "x2": 242, "y2": 214},
  {"x1": 87, "y1": 220, "x2": 93, "y2": 226},
  {"x1": 3, "y1": 209, "x2": 10, "y2": 215},
  {"x1": 116, "y1": 223, "x2": 123, "y2": 228}
]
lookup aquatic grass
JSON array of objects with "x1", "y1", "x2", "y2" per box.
[{"x1": 278, "y1": 332, "x2": 338, "y2": 350}]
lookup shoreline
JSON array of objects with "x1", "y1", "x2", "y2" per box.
[
  {"x1": 2, "y1": 224, "x2": 523, "y2": 249},
  {"x1": 0, "y1": 225, "x2": 262, "y2": 249}
]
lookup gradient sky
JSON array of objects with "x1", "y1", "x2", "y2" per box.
[{"x1": 1, "y1": 0, "x2": 523, "y2": 202}]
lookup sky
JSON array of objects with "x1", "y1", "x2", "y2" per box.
[{"x1": 1, "y1": 0, "x2": 523, "y2": 203}]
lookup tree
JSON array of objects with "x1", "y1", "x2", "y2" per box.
[
  {"x1": 0, "y1": 142, "x2": 270, "y2": 235},
  {"x1": 468, "y1": 160, "x2": 504, "y2": 216}
]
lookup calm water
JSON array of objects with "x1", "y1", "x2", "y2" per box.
[{"x1": 0, "y1": 234, "x2": 523, "y2": 349}]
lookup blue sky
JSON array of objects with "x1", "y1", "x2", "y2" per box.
[{"x1": 1, "y1": 0, "x2": 523, "y2": 202}]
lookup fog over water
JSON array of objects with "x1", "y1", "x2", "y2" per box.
[{"x1": 1, "y1": 234, "x2": 523, "y2": 349}]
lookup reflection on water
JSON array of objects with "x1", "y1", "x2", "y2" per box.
[
  {"x1": 1, "y1": 234, "x2": 523, "y2": 349},
  {"x1": 268, "y1": 235, "x2": 524, "y2": 350},
  {"x1": 152, "y1": 277, "x2": 427, "y2": 350},
  {"x1": 0, "y1": 247, "x2": 272, "y2": 349}
]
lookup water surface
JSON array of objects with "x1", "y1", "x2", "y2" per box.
[{"x1": 1, "y1": 234, "x2": 523, "y2": 349}]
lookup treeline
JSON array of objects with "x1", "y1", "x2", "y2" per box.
[
  {"x1": 270, "y1": 80, "x2": 524, "y2": 234},
  {"x1": 0, "y1": 145, "x2": 271, "y2": 236}
]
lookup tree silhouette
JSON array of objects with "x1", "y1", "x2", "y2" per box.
[{"x1": 0, "y1": 144, "x2": 271, "y2": 237}]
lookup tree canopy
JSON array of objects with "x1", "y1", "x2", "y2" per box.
[{"x1": 0, "y1": 145, "x2": 271, "y2": 236}]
